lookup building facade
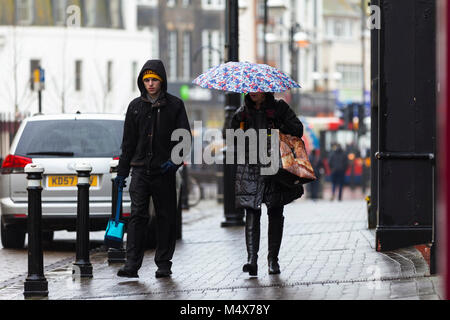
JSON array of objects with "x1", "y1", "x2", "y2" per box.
[
  {"x1": 243, "y1": 0, "x2": 335, "y2": 116},
  {"x1": 241, "y1": 0, "x2": 370, "y2": 116},
  {"x1": 0, "y1": 0, "x2": 228, "y2": 129},
  {"x1": 137, "y1": 0, "x2": 227, "y2": 128},
  {"x1": 321, "y1": 0, "x2": 370, "y2": 108},
  {"x1": 0, "y1": 0, "x2": 371, "y2": 122},
  {"x1": 0, "y1": 0, "x2": 160, "y2": 115}
]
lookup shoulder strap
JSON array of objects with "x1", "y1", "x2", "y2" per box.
[{"x1": 239, "y1": 106, "x2": 250, "y2": 130}]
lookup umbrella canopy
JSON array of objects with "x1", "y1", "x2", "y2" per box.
[{"x1": 192, "y1": 61, "x2": 301, "y2": 93}]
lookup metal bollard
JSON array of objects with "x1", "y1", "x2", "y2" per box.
[
  {"x1": 72, "y1": 163, "x2": 93, "y2": 278},
  {"x1": 107, "y1": 159, "x2": 126, "y2": 263},
  {"x1": 216, "y1": 163, "x2": 224, "y2": 204},
  {"x1": 23, "y1": 163, "x2": 48, "y2": 298}
]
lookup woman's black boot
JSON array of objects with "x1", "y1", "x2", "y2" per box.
[
  {"x1": 268, "y1": 214, "x2": 284, "y2": 275},
  {"x1": 243, "y1": 210, "x2": 261, "y2": 276}
]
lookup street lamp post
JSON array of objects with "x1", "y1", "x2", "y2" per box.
[
  {"x1": 263, "y1": 0, "x2": 268, "y2": 64},
  {"x1": 289, "y1": 23, "x2": 300, "y2": 113},
  {"x1": 221, "y1": 0, "x2": 245, "y2": 227},
  {"x1": 264, "y1": 0, "x2": 305, "y2": 114}
]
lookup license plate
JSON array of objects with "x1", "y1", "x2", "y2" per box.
[{"x1": 47, "y1": 175, "x2": 98, "y2": 187}]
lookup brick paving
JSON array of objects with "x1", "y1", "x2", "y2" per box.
[{"x1": 0, "y1": 198, "x2": 443, "y2": 300}]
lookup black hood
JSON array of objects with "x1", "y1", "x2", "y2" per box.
[
  {"x1": 244, "y1": 92, "x2": 275, "y2": 110},
  {"x1": 137, "y1": 59, "x2": 168, "y2": 97}
]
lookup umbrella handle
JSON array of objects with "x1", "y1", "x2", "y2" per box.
[{"x1": 115, "y1": 187, "x2": 122, "y2": 224}]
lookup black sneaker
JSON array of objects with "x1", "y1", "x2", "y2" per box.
[
  {"x1": 155, "y1": 268, "x2": 172, "y2": 278},
  {"x1": 117, "y1": 266, "x2": 139, "y2": 278}
]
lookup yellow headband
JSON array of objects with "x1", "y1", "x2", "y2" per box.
[{"x1": 143, "y1": 70, "x2": 163, "y2": 82}]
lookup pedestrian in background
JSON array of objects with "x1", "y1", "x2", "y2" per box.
[
  {"x1": 328, "y1": 143, "x2": 348, "y2": 201},
  {"x1": 231, "y1": 92, "x2": 304, "y2": 277},
  {"x1": 308, "y1": 148, "x2": 325, "y2": 201},
  {"x1": 115, "y1": 59, "x2": 191, "y2": 278},
  {"x1": 361, "y1": 148, "x2": 371, "y2": 195}
]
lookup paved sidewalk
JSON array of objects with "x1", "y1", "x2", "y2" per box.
[{"x1": 0, "y1": 198, "x2": 443, "y2": 300}]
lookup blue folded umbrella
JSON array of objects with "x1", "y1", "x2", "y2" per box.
[{"x1": 104, "y1": 187, "x2": 125, "y2": 249}]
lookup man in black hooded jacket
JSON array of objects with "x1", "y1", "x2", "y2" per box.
[{"x1": 115, "y1": 60, "x2": 191, "y2": 278}]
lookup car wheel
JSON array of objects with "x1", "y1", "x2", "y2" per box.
[{"x1": 1, "y1": 221, "x2": 26, "y2": 249}]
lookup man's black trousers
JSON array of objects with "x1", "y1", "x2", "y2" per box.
[{"x1": 125, "y1": 167, "x2": 177, "y2": 271}]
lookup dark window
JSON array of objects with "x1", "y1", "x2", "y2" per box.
[
  {"x1": 32, "y1": 0, "x2": 52, "y2": 25},
  {"x1": 0, "y1": 1, "x2": 15, "y2": 25},
  {"x1": 107, "y1": 61, "x2": 113, "y2": 92},
  {"x1": 183, "y1": 32, "x2": 192, "y2": 79},
  {"x1": 52, "y1": 0, "x2": 67, "y2": 26},
  {"x1": 75, "y1": 60, "x2": 82, "y2": 91},
  {"x1": 15, "y1": 120, "x2": 124, "y2": 158},
  {"x1": 168, "y1": 31, "x2": 178, "y2": 80},
  {"x1": 109, "y1": 0, "x2": 123, "y2": 28},
  {"x1": 16, "y1": 0, "x2": 33, "y2": 25},
  {"x1": 257, "y1": 0, "x2": 265, "y2": 19},
  {"x1": 132, "y1": 61, "x2": 138, "y2": 92},
  {"x1": 84, "y1": 0, "x2": 97, "y2": 27}
]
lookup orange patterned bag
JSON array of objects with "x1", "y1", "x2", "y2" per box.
[{"x1": 274, "y1": 133, "x2": 317, "y2": 187}]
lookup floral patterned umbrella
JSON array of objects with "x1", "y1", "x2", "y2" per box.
[{"x1": 192, "y1": 61, "x2": 301, "y2": 93}]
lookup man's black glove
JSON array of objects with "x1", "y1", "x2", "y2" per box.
[
  {"x1": 114, "y1": 175, "x2": 127, "y2": 189},
  {"x1": 161, "y1": 160, "x2": 179, "y2": 174}
]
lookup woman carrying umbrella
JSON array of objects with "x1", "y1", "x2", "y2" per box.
[
  {"x1": 231, "y1": 91, "x2": 304, "y2": 276},
  {"x1": 194, "y1": 61, "x2": 304, "y2": 276}
]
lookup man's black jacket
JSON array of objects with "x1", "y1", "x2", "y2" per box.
[{"x1": 117, "y1": 60, "x2": 191, "y2": 177}]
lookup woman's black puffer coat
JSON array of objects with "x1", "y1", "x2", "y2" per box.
[{"x1": 231, "y1": 94, "x2": 304, "y2": 210}]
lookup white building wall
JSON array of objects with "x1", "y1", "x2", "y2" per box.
[
  {"x1": 267, "y1": 0, "x2": 321, "y2": 91},
  {"x1": 0, "y1": 0, "x2": 157, "y2": 115},
  {"x1": 297, "y1": 0, "x2": 320, "y2": 91},
  {"x1": 266, "y1": 0, "x2": 370, "y2": 100},
  {"x1": 320, "y1": 0, "x2": 371, "y2": 104},
  {"x1": 239, "y1": 0, "x2": 257, "y2": 63}
]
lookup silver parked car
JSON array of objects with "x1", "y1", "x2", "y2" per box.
[
  {"x1": 0, "y1": 113, "x2": 182, "y2": 249},
  {"x1": 0, "y1": 113, "x2": 130, "y2": 248}
]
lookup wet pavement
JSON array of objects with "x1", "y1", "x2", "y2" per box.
[{"x1": 0, "y1": 197, "x2": 443, "y2": 300}]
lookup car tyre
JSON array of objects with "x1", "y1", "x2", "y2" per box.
[{"x1": 1, "y1": 222, "x2": 26, "y2": 249}]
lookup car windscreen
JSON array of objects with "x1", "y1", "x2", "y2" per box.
[{"x1": 14, "y1": 119, "x2": 124, "y2": 158}]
